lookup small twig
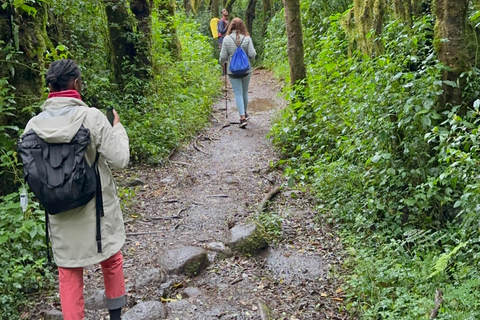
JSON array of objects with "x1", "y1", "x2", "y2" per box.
[
  {"x1": 257, "y1": 300, "x2": 270, "y2": 320},
  {"x1": 126, "y1": 231, "x2": 164, "y2": 236},
  {"x1": 192, "y1": 201, "x2": 203, "y2": 205},
  {"x1": 145, "y1": 215, "x2": 182, "y2": 220},
  {"x1": 193, "y1": 137, "x2": 211, "y2": 155},
  {"x1": 229, "y1": 121, "x2": 240, "y2": 124},
  {"x1": 176, "y1": 207, "x2": 187, "y2": 216},
  {"x1": 230, "y1": 278, "x2": 243, "y2": 285},
  {"x1": 206, "y1": 194, "x2": 229, "y2": 198},
  {"x1": 123, "y1": 218, "x2": 134, "y2": 224},
  {"x1": 258, "y1": 185, "x2": 281, "y2": 214},
  {"x1": 162, "y1": 199, "x2": 179, "y2": 203},
  {"x1": 211, "y1": 114, "x2": 221, "y2": 123},
  {"x1": 170, "y1": 160, "x2": 193, "y2": 166},
  {"x1": 220, "y1": 124, "x2": 231, "y2": 130},
  {"x1": 430, "y1": 288, "x2": 443, "y2": 319}
]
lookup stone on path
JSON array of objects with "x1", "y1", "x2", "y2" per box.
[
  {"x1": 228, "y1": 223, "x2": 268, "y2": 255},
  {"x1": 158, "y1": 246, "x2": 208, "y2": 276},
  {"x1": 135, "y1": 268, "x2": 167, "y2": 289},
  {"x1": 122, "y1": 301, "x2": 167, "y2": 320},
  {"x1": 183, "y1": 286, "x2": 202, "y2": 298},
  {"x1": 84, "y1": 289, "x2": 106, "y2": 310},
  {"x1": 43, "y1": 309, "x2": 63, "y2": 320},
  {"x1": 204, "y1": 242, "x2": 232, "y2": 256}
]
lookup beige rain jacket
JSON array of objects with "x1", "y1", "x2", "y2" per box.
[{"x1": 24, "y1": 97, "x2": 130, "y2": 267}]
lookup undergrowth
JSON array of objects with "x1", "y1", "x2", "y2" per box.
[{"x1": 266, "y1": 6, "x2": 480, "y2": 320}]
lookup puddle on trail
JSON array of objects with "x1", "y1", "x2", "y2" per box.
[{"x1": 248, "y1": 98, "x2": 276, "y2": 112}]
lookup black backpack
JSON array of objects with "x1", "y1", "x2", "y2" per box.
[{"x1": 18, "y1": 125, "x2": 104, "y2": 256}]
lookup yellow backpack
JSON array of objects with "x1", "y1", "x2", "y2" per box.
[{"x1": 210, "y1": 17, "x2": 220, "y2": 39}]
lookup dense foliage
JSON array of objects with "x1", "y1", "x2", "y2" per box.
[
  {"x1": 0, "y1": 0, "x2": 220, "y2": 317},
  {"x1": 266, "y1": 1, "x2": 480, "y2": 319}
]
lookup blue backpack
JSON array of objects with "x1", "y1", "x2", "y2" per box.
[{"x1": 229, "y1": 35, "x2": 250, "y2": 75}]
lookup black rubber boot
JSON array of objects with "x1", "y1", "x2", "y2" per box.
[{"x1": 109, "y1": 308, "x2": 121, "y2": 320}]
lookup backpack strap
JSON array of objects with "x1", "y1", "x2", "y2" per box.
[
  {"x1": 230, "y1": 35, "x2": 246, "y2": 47},
  {"x1": 94, "y1": 152, "x2": 104, "y2": 253},
  {"x1": 45, "y1": 211, "x2": 51, "y2": 264}
]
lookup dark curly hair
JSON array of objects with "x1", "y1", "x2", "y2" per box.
[{"x1": 45, "y1": 59, "x2": 81, "y2": 92}]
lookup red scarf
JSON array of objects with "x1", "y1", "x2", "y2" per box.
[{"x1": 48, "y1": 89, "x2": 82, "y2": 101}]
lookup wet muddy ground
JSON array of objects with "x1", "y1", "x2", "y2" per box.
[{"x1": 32, "y1": 69, "x2": 351, "y2": 320}]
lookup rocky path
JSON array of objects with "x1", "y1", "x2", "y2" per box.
[{"x1": 39, "y1": 69, "x2": 350, "y2": 320}]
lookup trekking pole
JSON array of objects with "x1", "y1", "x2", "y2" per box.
[{"x1": 224, "y1": 63, "x2": 228, "y2": 119}]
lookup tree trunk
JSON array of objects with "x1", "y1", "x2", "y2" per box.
[
  {"x1": 246, "y1": 0, "x2": 257, "y2": 34},
  {"x1": 211, "y1": 0, "x2": 219, "y2": 17},
  {"x1": 104, "y1": 0, "x2": 136, "y2": 84},
  {"x1": 434, "y1": 0, "x2": 469, "y2": 112},
  {"x1": 225, "y1": 0, "x2": 237, "y2": 14},
  {"x1": 262, "y1": 0, "x2": 272, "y2": 34},
  {"x1": 283, "y1": 0, "x2": 306, "y2": 86},
  {"x1": 157, "y1": 0, "x2": 182, "y2": 61},
  {"x1": 130, "y1": 0, "x2": 153, "y2": 79},
  {"x1": 183, "y1": 0, "x2": 191, "y2": 16},
  {"x1": 0, "y1": 2, "x2": 50, "y2": 111},
  {"x1": 0, "y1": 2, "x2": 52, "y2": 195},
  {"x1": 393, "y1": 0, "x2": 412, "y2": 25},
  {"x1": 411, "y1": 0, "x2": 424, "y2": 17},
  {"x1": 353, "y1": 0, "x2": 385, "y2": 55}
]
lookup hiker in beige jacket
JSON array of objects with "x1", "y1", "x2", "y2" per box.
[{"x1": 24, "y1": 59, "x2": 129, "y2": 320}]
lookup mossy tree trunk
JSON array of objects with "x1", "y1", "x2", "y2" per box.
[
  {"x1": 411, "y1": 0, "x2": 424, "y2": 17},
  {"x1": 225, "y1": 0, "x2": 237, "y2": 14},
  {"x1": 104, "y1": 0, "x2": 137, "y2": 85},
  {"x1": 0, "y1": 2, "x2": 51, "y2": 112},
  {"x1": 262, "y1": 0, "x2": 272, "y2": 34},
  {"x1": 104, "y1": 0, "x2": 155, "y2": 87},
  {"x1": 434, "y1": 0, "x2": 469, "y2": 112},
  {"x1": 353, "y1": 0, "x2": 385, "y2": 55},
  {"x1": 130, "y1": 0, "x2": 153, "y2": 79},
  {"x1": 157, "y1": 0, "x2": 182, "y2": 61},
  {"x1": 0, "y1": 2, "x2": 52, "y2": 195},
  {"x1": 283, "y1": 0, "x2": 306, "y2": 86},
  {"x1": 393, "y1": 0, "x2": 412, "y2": 25},
  {"x1": 246, "y1": 0, "x2": 257, "y2": 34},
  {"x1": 211, "y1": 0, "x2": 219, "y2": 17}
]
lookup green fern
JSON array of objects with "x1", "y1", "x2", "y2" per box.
[{"x1": 428, "y1": 242, "x2": 467, "y2": 279}]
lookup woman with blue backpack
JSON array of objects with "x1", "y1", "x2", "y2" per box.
[{"x1": 219, "y1": 17, "x2": 256, "y2": 128}]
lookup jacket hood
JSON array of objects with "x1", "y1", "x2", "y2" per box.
[{"x1": 29, "y1": 97, "x2": 89, "y2": 143}]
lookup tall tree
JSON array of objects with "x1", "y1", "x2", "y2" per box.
[
  {"x1": 283, "y1": 0, "x2": 306, "y2": 86},
  {"x1": 353, "y1": 0, "x2": 385, "y2": 55},
  {"x1": 104, "y1": 0, "x2": 156, "y2": 86},
  {"x1": 246, "y1": 0, "x2": 257, "y2": 34},
  {"x1": 211, "y1": 0, "x2": 219, "y2": 17},
  {"x1": 0, "y1": 1, "x2": 51, "y2": 111},
  {"x1": 262, "y1": 0, "x2": 272, "y2": 34},
  {"x1": 434, "y1": 0, "x2": 469, "y2": 112},
  {"x1": 0, "y1": 1, "x2": 52, "y2": 195},
  {"x1": 393, "y1": 0, "x2": 412, "y2": 25},
  {"x1": 104, "y1": 0, "x2": 137, "y2": 85},
  {"x1": 131, "y1": 0, "x2": 153, "y2": 78},
  {"x1": 156, "y1": 0, "x2": 182, "y2": 61}
]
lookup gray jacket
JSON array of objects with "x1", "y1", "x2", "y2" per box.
[
  {"x1": 25, "y1": 97, "x2": 130, "y2": 267},
  {"x1": 219, "y1": 30, "x2": 256, "y2": 75}
]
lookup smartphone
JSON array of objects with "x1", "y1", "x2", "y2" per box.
[{"x1": 107, "y1": 107, "x2": 114, "y2": 126}]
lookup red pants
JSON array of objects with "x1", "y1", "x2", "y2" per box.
[{"x1": 58, "y1": 251, "x2": 126, "y2": 320}]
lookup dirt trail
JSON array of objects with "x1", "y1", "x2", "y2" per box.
[{"x1": 37, "y1": 69, "x2": 350, "y2": 320}]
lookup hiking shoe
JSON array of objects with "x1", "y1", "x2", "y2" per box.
[
  {"x1": 245, "y1": 113, "x2": 250, "y2": 121},
  {"x1": 239, "y1": 119, "x2": 247, "y2": 128}
]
